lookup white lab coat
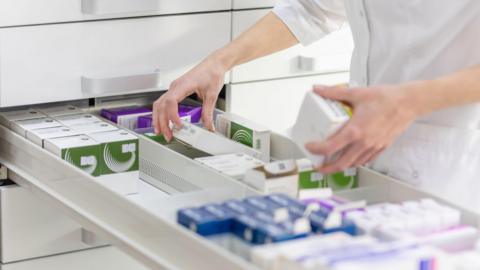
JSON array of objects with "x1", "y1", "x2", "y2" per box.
[{"x1": 274, "y1": 0, "x2": 480, "y2": 211}]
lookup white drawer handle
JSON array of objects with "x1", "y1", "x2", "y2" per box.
[
  {"x1": 298, "y1": 55, "x2": 316, "y2": 72},
  {"x1": 81, "y1": 228, "x2": 106, "y2": 246},
  {"x1": 82, "y1": 0, "x2": 160, "y2": 15},
  {"x1": 81, "y1": 70, "x2": 163, "y2": 95}
]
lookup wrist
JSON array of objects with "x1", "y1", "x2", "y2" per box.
[
  {"x1": 210, "y1": 47, "x2": 237, "y2": 73},
  {"x1": 399, "y1": 80, "x2": 436, "y2": 117}
]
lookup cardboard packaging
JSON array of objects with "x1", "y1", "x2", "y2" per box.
[
  {"x1": 100, "y1": 106, "x2": 151, "y2": 130},
  {"x1": 0, "y1": 109, "x2": 45, "y2": 127},
  {"x1": 194, "y1": 153, "x2": 265, "y2": 180},
  {"x1": 89, "y1": 130, "x2": 139, "y2": 175},
  {"x1": 68, "y1": 121, "x2": 118, "y2": 134},
  {"x1": 296, "y1": 159, "x2": 357, "y2": 190},
  {"x1": 216, "y1": 112, "x2": 270, "y2": 162},
  {"x1": 290, "y1": 91, "x2": 350, "y2": 166},
  {"x1": 55, "y1": 113, "x2": 101, "y2": 126},
  {"x1": 136, "y1": 105, "x2": 202, "y2": 129},
  {"x1": 44, "y1": 135, "x2": 102, "y2": 176},
  {"x1": 11, "y1": 118, "x2": 62, "y2": 137},
  {"x1": 173, "y1": 121, "x2": 264, "y2": 161},
  {"x1": 26, "y1": 126, "x2": 82, "y2": 147},
  {"x1": 244, "y1": 160, "x2": 299, "y2": 198},
  {"x1": 37, "y1": 105, "x2": 85, "y2": 117}
]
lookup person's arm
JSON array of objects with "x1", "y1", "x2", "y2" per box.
[
  {"x1": 306, "y1": 65, "x2": 480, "y2": 174},
  {"x1": 153, "y1": 12, "x2": 298, "y2": 140}
]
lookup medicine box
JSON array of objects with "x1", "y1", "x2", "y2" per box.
[
  {"x1": 36, "y1": 105, "x2": 85, "y2": 117},
  {"x1": 244, "y1": 160, "x2": 299, "y2": 198},
  {"x1": 100, "y1": 106, "x2": 151, "y2": 130},
  {"x1": 44, "y1": 135, "x2": 102, "y2": 176},
  {"x1": 68, "y1": 121, "x2": 118, "y2": 134},
  {"x1": 173, "y1": 121, "x2": 264, "y2": 161},
  {"x1": 296, "y1": 159, "x2": 357, "y2": 190},
  {"x1": 89, "y1": 130, "x2": 139, "y2": 175},
  {"x1": 194, "y1": 153, "x2": 265, "y2": 180},
  {"x1": 11, "y1": 118, "x2": 62, "y2": 137},
  {"x1": 55, "y1": 113, "x2": 101, "y2": 126},
  {"x1": 216, "y1": 112, "x2": 270, "y2": 162},
  {"x1": 0, "y1": 108, "x2": 45, "y2": 127},
  {"x1": 26, "y1": 126, "x2": 82, "y2": 147},
  {"x1": 290, "y1": 91, "x2": 350, "y2": 165}
]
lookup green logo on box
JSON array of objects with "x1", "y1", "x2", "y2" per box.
[{"x1": 230, "y1": 122, "x2": 253, "y2": 147}]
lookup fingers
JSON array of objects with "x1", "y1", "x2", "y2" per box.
[
  {"x1": 201, "y1": 93, "x2": 218, "y2": 131},
  {"x1": 313, "y1": 85, "x2": 354, "y2": 103},
  {"x1": 305, "y1": 125, "x2": 361, "y2": 157},
  {"x1": 318, "y1": 142, "x2": 363, "y2": 174}
]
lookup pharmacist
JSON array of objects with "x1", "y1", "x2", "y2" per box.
[{"x1": 153, "y1": 1, "x2": 480, "y2": 208}]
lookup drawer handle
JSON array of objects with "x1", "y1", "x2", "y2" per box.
[
  {"x1": 82, "y1": 0, "x2": 160, "y2": 15},
  {"x1": 297, "y1": 55, "x2": 316, "y2": 72},
  {"x1": 81, "y1": 70, "x2": 163, "y2": 95}
]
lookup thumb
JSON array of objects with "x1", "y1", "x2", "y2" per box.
[
  {"x1": 201, "y1": 93, "x2": 217, "y2": 132},
  {"x1": 313, "y1": 84, "x2": 353, "y2": 103}
]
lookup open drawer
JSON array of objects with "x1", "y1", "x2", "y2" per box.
[{"x1": 1, "y1": 107, "x2": 480, "y2": 269}]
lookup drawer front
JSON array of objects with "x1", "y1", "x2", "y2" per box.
[
  {"x1": 0, "y1": 185, "x2": 105, "y2": 263},
  {"x1": 0, "y1": 13, "x2": 231, "y2": 107},
  {"x1": 0, "y1": 0, "x2": 231, "y2": 27},
  {"x1": 232, "y1": 0, "x2": 276, "y2": 9},
  {"x1": 230, "y1": 10, "x2": 353, "y2": 83},
  {"x1": 227, "y1": 73, "x2": 350, "y2": 133}
]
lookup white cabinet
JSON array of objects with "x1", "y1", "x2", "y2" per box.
[
  {"x1": 0, "y1": 13, "x2": 231, "y2": 107},
  {"x1": 227, "y1": 73, "x2": 350, "y2": 134},
  {"x1": 0, "y1": 0, "x2": 231, "y2": 27},
  {"x1": 232, "y1": 0, "x2": 276, "y2": 9},
  {"x1": 0, "y1": 185, "x2": 106, "y2": 263},
  {"x1": 230, "y1": 10, "x2": 353, "y2": 83}
]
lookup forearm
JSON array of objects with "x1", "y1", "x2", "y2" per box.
[
  {"x1": 211, "y1": 12, "x2": 299, "y2": 72},
  {"x1": 405, "y1": 65, "x2": 480, "y2": 116}
]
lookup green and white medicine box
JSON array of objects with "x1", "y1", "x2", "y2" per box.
[
  {"x1": 11, "y1": 117, "x2": 62, "y2": 137},
  {"x1": 37, "y1": 105, "x2": 85, "y2": 117},
  {"x1": 215, "y1": 113, "x2": 270, "y2": 162},
  {"x1": 44, "y1": 135, "x2": 102, "y2": 177},
  {"x1": 0, "y1": 109, "x2": 45, "y2": 127},
  {"x1": 296, "y1": 158, "x2": 357, "y2": 190},
  {"x1": 89, "y1": 130, "x2": 139, "y2": 175},
  {"x1": 26, "y1": 126, "x2": 82, "y2": 147}
]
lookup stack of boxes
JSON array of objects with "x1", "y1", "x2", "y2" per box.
[
  {"x1": 178, "y1": 194, "x2": 477, "y2": 270},
  {"x1": 0, "y1": 105, "x2": 138, "y2": 177}
]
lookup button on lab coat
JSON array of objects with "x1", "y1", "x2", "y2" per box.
[{"x1": 274, "y1": 0, "x2": 480, "y2": 210}]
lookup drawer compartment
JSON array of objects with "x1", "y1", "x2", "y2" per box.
[
  {"x1": 232, "y1": 0, "x2": 276, "y2": 9},
  {"x1": 0, "y1": 12, "x2": 231, "y2": 107},
  {"x1": 0, "y1": 185, "x2": 107, "y2": 263},
  {"x1": 0, "y1": 0, "x2": 231, "y2": 27},
  {"x1": 230, "y1": 10, "x2": 353, "y2": 83}
]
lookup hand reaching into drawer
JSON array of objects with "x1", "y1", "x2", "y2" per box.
[{"x1": 153, "y1": 55, "x2": 226, "y2": 141}]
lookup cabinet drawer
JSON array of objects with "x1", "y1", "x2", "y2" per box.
[
  {"x1": 227, "y1": 73, "x2": 349, "y2": 133},
  {"x1": 0, "y1": 185, "x2": 106, "y2": 263},
  {"x1": 232, "y1": 0, "x2": 276, "y2": 9},
  {"x1": 0, "y1": 0, "x2": 231, "y2": 27},
  {"x1": 0, "y1": 13, "x2": 231, "y2": 107},
  {"x1": 230, "y1": 10, "x2": 353, "y2": 83}
]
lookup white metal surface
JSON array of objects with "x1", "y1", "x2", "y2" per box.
[
  {"x1": 1, "y1": 247, "x2": 148, "y2": 270},
  {"x1": 227, "y1": 73, "x2": 349, "y2": 134},
  {"x1": 232, "y1": 0, "x2": 276, "y2": 9},
  {"x1": 0, "y1": 12, "x2": 231, "y2": 107},
  {"x1": 0, "y1": 185, "x2": 107, "y2": 263},
  {"x1": 230, "y1": 10, "x2": 353, "y2": 83},
  {"x1": 0, "y1": 0, "x2": 231, "y2": 27}
]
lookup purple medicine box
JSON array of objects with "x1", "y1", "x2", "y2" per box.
[
  {"x1": 137, "y1": 105, "x2": 202, "y2": 129},
  {"x1": 100, "y1": 106, "x2": 151, "y2": 123}
]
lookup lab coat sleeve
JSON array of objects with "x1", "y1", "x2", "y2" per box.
[{"x1": 273, "y1": 0, "x2": 347, "y2": 46}]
